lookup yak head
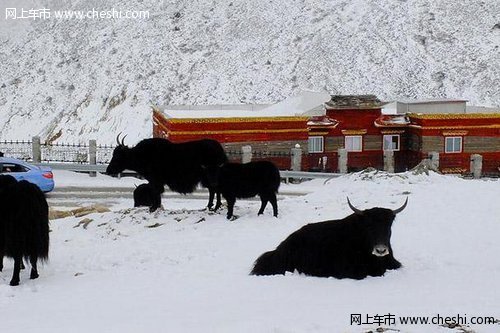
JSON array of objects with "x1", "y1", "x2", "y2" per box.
[
  {"x1": 200, "y1": 163, "x2": 225, "y2": 188},
  {"x1": 347, "y1": 197, "x2": 407, "y2": 258},
  {"x1": 106, "y1": 133, "x2": 130, "y2": 176}
]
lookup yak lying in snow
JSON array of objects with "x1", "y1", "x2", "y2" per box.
[
  {"x1": 251, "y1": 198, "x2": 407, "y2": 279},
  {"x1": 0, "y1": 175, "x2": 50, "y2": 286},
  {"x1": 203, "y1": 161, "x2": 281, "y2": 220},
  {"x1": 106, "y1": 136, "x2": 228, "y2": 211},
  {"x1": 134, "y1": 183, "x2": 162, "y2": 212}
]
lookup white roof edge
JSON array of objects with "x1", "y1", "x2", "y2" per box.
[
  {"x1": 465, "y1": 105, "x2": 500, "y2": 113},
  {"x1": 395, "y1": 98, "x2": 468, "y2": 104}
]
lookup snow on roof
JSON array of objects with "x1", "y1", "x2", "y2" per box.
[
  {"x1": 465, "y1": 106, "x2": 500, "y2": 114},
  {"x1": 381, "y1": 101, "x2": 398, "y2": 115},
  {"x1": 259, "y1": 90, "x2": 330, "y2": 116},
  {"x1": 307, "y1": 116, "x2": 338, "y2": 127},
  {"x1": 396, "y1": 98, "x2": 468, "y2": 105},
  {"x1": 157, "y1": 90, "x2": 330, "y2": 119},
  {"x1": 158, "y1": 104, "x2": 272, "y2": 119},
  {"x1": 374, "y1": 114, "x2": 410, "y2": 127}
]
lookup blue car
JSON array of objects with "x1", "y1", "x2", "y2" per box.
[{"x1": 0, "y1": 157, "x2": 55, "y2": 192}]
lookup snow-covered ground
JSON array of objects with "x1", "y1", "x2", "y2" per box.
[{"x1": 1, "y1": 169, "x2": 499, "y2": 332}]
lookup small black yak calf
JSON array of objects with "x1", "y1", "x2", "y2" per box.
[
  {"x1": 0, "y1": 175, "x2": 49, "y2": 286},
  {"x1": 251, "y1": 197, "x2": 407, "y2": 279},
  {"x1": 204, "y1": 161, "x2": 280, "y2": 220},
  {"x1": 134, "y1": 183, "x2": 162, "y2": 212},
  {"x1": 106, "y1": 136, "x2": 227, "y2": 210}
]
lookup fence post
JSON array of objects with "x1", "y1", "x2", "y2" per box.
[
  {"x1": 89, "y1": 139, "x2": 97, "y2": 177},
  {"x1": 32, "y1": 136, "x2": 41, "y2": 163},
  {"x1": 470, "y1": 154, "x2": 482, "y2": 179},
  {"x1": 383, "y1": 150, "x2": 394, "y2": 173},
  {"x1": 429, "y1": 152, "x2": 439, "y2": 171},
  {"x1": 242, "y1": 145, "x2": 252, "y2": 164},
  {"x1": 338, "y1": 148, "x2": 347, "y2": 173},
  {"x1": 291, "y1": 144, "x2": 302, "y2": 171}
]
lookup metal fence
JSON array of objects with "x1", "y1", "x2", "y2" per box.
[
  {"x1": 0, "y1": 140, "x2": 32, "y2": 160},
  {"x1": 226, "y1": 150, "x2": 292, "y2": 158},
  {"x1": 96, "y1": 144, "x2": 115, "y2": 164},
  {"x1": 42, "y1": 143, "x2": 90, "y2": 163},
  {"x1": 0, "y1": 138, "x2": 115, "y2": 164}
]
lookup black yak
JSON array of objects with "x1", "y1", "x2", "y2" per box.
[
  {"x1": 203, "y1": 161, "x2": 280, "y2": 220},
  {"x1": 0, "y1": 175, "x2": 49, "y2": 286},
  {"x1": 251, "y1": 197, "x2": 407, "y2": 279},
  {"x1": 134, "y1": 183, "x2": 162, "y2": 212},
  {"x1": 106, "y1": 135, "x2": 227, "y2": 211}
]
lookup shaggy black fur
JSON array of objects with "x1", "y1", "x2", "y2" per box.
[
  {"x1": 0, "y1": 175, "x2": 50, "y2": 286},
  {"x1": 133, "y1": 183, "x2": 162, "y2": 212},
  {"x1": 204, "y1": 161, "x2": 281, "y2": 219},
  {"x1": 251, "y1": 205, "x2": 403, "y2": 279},
  {"x1": 106, "y1": 138, "x2": 227, "y2": 210}
]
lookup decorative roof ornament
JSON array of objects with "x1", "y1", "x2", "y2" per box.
[
  {"x1": 374, "y1": 114, "x2": 410, "y2": 127},
  {"x1": 307, "y1": 115, "x2": 338, "y2": 127},
  {"x1": 325, "y1": 95, "x2": 386, "y2": 110}
]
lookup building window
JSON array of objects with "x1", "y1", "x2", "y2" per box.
[
  {"x1": 345, "y1": 136, "x2": 362, "y2": 152},
  {"x1": 445, "y1": 136, "x2": 462, "y2": 153},
  {"x1": 383, "y1": 135, "x2": 400, "y2": 151},
  {"x1": 308, "y1": 136, "x2": 324, "y2": 153}
]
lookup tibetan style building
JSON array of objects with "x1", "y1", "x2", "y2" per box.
[
  {"x1": 153, "y1": 94, "x2": 500, "y2": 175},
  {"x1": 404, "y1": 112, "x2": 500, "y2": 174},
  {"x1": 152, "y1": 104, "x2": 310, "y2": 169}
]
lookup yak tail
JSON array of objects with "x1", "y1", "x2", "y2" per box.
[
  {"x1": 27, "y1": 183, "x2": 50, "y2": 261},
  {"x1": 38, "y1": 213, "x2": 50, "y2": 261},
  {"x1": 35, "y1": 186, "x2": 50, "y2": 261},
  {"x1": 271, "y1": 166, "x2": 281, "y2": 194},
  {"x1": 250, "y1": 250, "x2": 286, "y2": 276}
]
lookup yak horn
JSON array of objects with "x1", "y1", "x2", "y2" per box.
[
  {"x1": 121, "y1": 134, "x2": 127, "y2": 146},
  {"x1": 347, "y1": 197, "x2": 363, "y2": 214},
  {"x1": 116, "y1": 132, "x2": 122, "y2": 145},
  {"x1": 393, "y1": 197, "x2": 408, "y2": 215}
]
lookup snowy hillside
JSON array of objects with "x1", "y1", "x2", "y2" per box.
[
  {"x1": 0, "y1": 0, "x2": 499, "y2": 143},
  {"x1": 1, "y1": 170, "x2": 499, "y2": 332}
]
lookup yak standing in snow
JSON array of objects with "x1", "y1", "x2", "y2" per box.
[
  {"x1": 133, "y1": 183, "x2": 163, "y2": 212},
  {"x1": 0, "y1": 175, "x2": 50, "y2": 286},
  {"x1": 251, "y1": 198, "x2": 407, "y2": 279},
  {"x1": 106, "y1": 135, "x2": 228, "y2": 211},
  {"x1": 203, "y1": 161, "x2": 281, "y2": 220}
]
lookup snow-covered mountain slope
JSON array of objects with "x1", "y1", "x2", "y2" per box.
[{"x1": 1, "y1": 0, "x2": 499, "y2": 143}]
